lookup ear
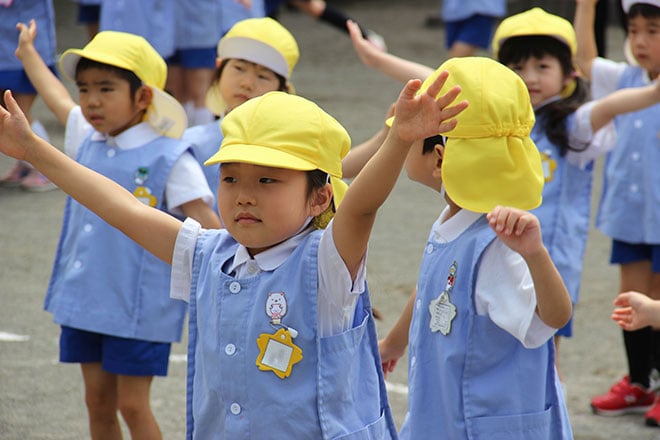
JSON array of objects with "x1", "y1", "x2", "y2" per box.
[
  {"x1": 135, "y1": 85, "x2": 153, "y2": 111},
  {"x1": 309, "y1": 183, "x2": 333, "y2": 216},
  {"x1": 215, "y1": 57, "x2": 223, "y2": 69},
  {"x1": 431, "y1": 144, "x2": 444, "y2": 180}
]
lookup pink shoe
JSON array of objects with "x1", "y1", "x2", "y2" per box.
[
  {"x1": 20, "y1": 168, "x2": 57, "y2": 192},
  {"x1": 0, "y1": 162, "x2": 31, "y2": 188}
]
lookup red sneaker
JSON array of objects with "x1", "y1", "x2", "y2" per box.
[
  {"x1": 645, "y1": 399, "x2": 660, "y2": 426},
  {"x1": 591, "y1": 376, "x2": 656, "y2": 416}
]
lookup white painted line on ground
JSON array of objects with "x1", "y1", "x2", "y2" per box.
[
  {"x1": 385, "y1": 380, "x2": 408, "y2": 395},
  {"x1": 0, "y1": 331, "x2": 30, "y2": 342},
  {"x1": 169, "y1": 354, "x2": 187, "y2": 363}
]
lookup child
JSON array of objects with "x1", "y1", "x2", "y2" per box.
[
  {"x1": 379, "y1": 56, "x2": 575, "y2": 439},
  {"x1": 574, "y1": 0, "x2": 660, "y2": 425},
  {"x1": 182, "y1": 17, "x2": 298, "y2": 208},
  {"x1": 492, "y1": 5, "x2": 660, "y2": 383},
  {"x1": 0, "y1": 68, "x2": 467, "y2": 437},
  {"x1": 15, "y1": 26, "x2": 220, "y2": 439}
]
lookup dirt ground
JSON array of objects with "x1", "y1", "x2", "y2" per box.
[{"x1": 0, "y1": 0, "x2": 657, "y2": 439}]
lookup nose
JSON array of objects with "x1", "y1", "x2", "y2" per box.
[
  {"x1": 235, "y1": 184, "x2": 256, "y2": 206},
  {"x1": 239, "y1": 73, "x2": 256, "y2": 91}
]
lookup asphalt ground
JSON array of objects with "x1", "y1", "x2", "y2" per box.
[{"x1": 0, "y1": 0, "x2": 657, "y2": 438}]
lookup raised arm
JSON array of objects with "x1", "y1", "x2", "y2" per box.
[
  {"x1": 0, "y1": 90, "x2": 181, "y2": 263},
  {"x1": 347, "y1": 20, "x2": 434, "y2": 83},
  {"x1": 487, "y1": 206, "x2": 572, "y2": 329},
  {"x1": 590, "y1": 79, "x2": 660, "y2": 131},
  {"x1": 15, "y1": 20, "x2": 76, "y2": 126},
  {"x1": 574, "y1": 0, "x2": 600, "y2": 79},
  {"x1": 333, "y1": 72, "x2": 467, "y2": 278}
]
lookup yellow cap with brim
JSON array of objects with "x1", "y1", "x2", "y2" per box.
[
  {"x1": 205, "y1": 91, "x2": 349, "y2": 208},
  {"x1": 59, "y1": 31, "x2": 187, "y2": 138},
  {"x1": 388, "y1": 57, "x2": 542, "y2": 213},
  {"x1": 205, "y1": 17, "x2": 299, "y2": 116},
  {"x1": 492, "y1": 7, "x2": 577, "y2": 59},
  {"x1": 623, "y1": 0, "x2": 660, "y2": 12}
]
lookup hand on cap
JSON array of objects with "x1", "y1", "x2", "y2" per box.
[{"x1": 392, "y1": 71, "x2": 468, "y2": 144}]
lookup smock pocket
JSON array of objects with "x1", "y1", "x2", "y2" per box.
[
  {"x1": 318, "y1": 308, "x2": 387, "y2": 439},
  {"x1": 466, "y1": 406, "x2": 552, "y2": 440},
  {"x1": 333, "y1": 411, "x2": 393, "y2": 440}
]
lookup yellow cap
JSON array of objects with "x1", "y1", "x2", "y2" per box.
[
  {"x1": 492, "y1": 7, "x2": 577, "y2": 58},
  {"x1": 206, "y1": 17, "x2": 300, "y2": 116},
  {"x1": 59, "y1": 31, "x2": 187, "y2": 138},
  {"x1": 421, "y1": 57, "x2": 543, "y2": 213},
  {"x1": 623, "y1": 0, "x2": 660, "y2": 12},
  {"x1": 205, "y1": 91, "x2": 349, "y2": 207}
]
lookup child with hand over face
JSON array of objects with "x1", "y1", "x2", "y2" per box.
[
  {"x1": 378, "y1": 57, "x2": 574, "y2": 439},
  {"x1": 0, "y1": 67, "x2": 466, "y2": 438}
]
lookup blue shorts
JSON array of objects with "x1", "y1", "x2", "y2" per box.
[
  {"x1": 555, "y1": 311, "x2": 573, "y2": 338},
  {"x1": 610, "y1": 240, "x2": 660, "y2": 273},
  {"x1": 59, "y1": 326, "x2": 171, "y2": 376},
  {"x1": 167, "y1": 48, "x2": 216, "y2": 69},
  {"x1": 445, "y1": 14, "x2": 497, "y2": 50},
  {"x1": 0, "y1": 66, "x2": 57, "y2": 94},
  {"x1": 77, "y1": 4, "x2": 100, "y2": 24}
]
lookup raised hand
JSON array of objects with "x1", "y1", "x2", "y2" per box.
[{"x1": 486, "y1": 206, "x2": 544, "y2": 258}]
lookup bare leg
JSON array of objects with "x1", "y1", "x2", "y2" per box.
[
  {"x1": 81, "y1": 363, "x2": 123, "y2": 440},
  {"x1": 117, "y1": 375, "x2": 162, "y2": 440}
]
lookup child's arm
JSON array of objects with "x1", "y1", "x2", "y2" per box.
[
  {"x1": 589, "y1": 79, "x2": 660, "y2": 132},
  {"x1": 15, "y1": 20, "x2": 76, "y2": 126},
  {"x1": 333, "y1": 72, "x2": 468, "y2": 278},
  {"x1": 179, "y1": 199, "x2": 222, "y2": 229},
  {"x1": 612, "y1": 291, "x2": 660, "y2": 330},
  {"x1": 574, "y1": 0, "x2": 600, "y2": 80},
  {"x1": 486, "y1": 206, "x2": 572, "y2": 329},
  {"x1": 379, "y1": 287, "x2": 415, "y2": 377},
  {"x1": 0, "y1": 90, "x2": 181, "y2": 263},
  {"x1": 347, "y1": 20, "x2": 434, "y2": 83}
]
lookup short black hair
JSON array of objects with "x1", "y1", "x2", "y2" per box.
[
  {"x1": 628, "y1": 3, "x2": 660, "y2": 21},
  {"x1": 422, "y1": 134, "x2": 445, "y2": 154},
  {"x1": 75, "y1": 58, "x2": 143, "y2": 95}
]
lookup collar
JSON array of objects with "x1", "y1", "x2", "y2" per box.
[
  {"x1": 533, "y1": 95, "x2": 562, "y2": 112},
  {"x1": 228, "y1": 225, "x2": 314, "y2": 275},
  {"x1": 90, "y1": 122, "x2": 160, "y2": 149},
  {"x1": 432, "y1": 207, "x2": 483, "y2": 243}
]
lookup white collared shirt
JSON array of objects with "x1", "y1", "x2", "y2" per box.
[
  {"x1": 433, "y1": 207, "x2": 556, "y2": 348},
  {"x1": 65, "y1": 106, "x2": 213, "y2": 213},
  {"x1": 171, "y1": 218, "x2": 366, "y2": 337}
]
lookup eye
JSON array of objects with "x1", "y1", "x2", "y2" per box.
[
  {"x1": 259, "y1": 177, "x2": 276, "y2": 184},
  {"x1": 222, "y1": 176, "x2": 237, "y2": 183}
]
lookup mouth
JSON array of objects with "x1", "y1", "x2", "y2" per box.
[{"x1": 235, "y1": 213, "x2": 260, "y2": 224}]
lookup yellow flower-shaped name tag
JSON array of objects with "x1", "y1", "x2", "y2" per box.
[{"x1": 256, "y1": 328, "x2": 303, "y2": 379}]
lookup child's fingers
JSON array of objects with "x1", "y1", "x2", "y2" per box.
[
  {"x1": 399, "y1": 78, "x2": 423, "y2": 101},
  {"x1": 424, "y1": 70, "x2": 449, "y2": 99}
]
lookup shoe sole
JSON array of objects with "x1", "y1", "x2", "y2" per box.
[{"x1": 591, "y1": 403, "x2": 654, "y2": 416}]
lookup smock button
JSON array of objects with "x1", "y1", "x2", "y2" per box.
[
  {"x1": 228, "y1": 281, "x2": 241, "y2": 294},
  {"x1": 225, "y1": 344, "x2": 236, "y2": 355},
  {"x1": 416, "y1": 299, "x2": 421, "y2": 310},
  {"x1": 634, "y1": 119, "x2": 643, "y2": 129},
  {"x1": 411, "y1": 356, "x2": 417, "y2": 367},
  {"x1": 230, "y1": 403, "x2": 241, "y2": 415},
  {"x1": 73, "y1": 260, "x2": 82, "y2": 269},
  {"x1": 83, "y1": 224, "x2": 92, "y2": 232},
  {"x1": 425, "y1": 244, "x2": 434, "y2": 254},
  {"x1": 106, "y1": 149, "x2": 116, "y2": 158},
  {"x1": 631, "y1": 152, "x2": 640, "y2": 161},
  {"x1": 630, "y1": 184, "x2": 639, "y2": 193}
]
